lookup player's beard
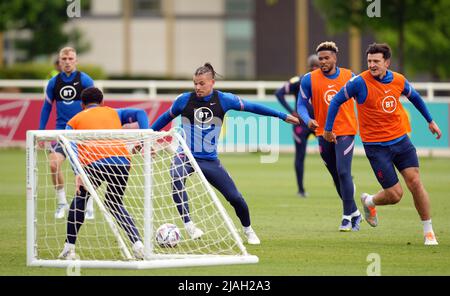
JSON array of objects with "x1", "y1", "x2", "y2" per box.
[{"x1": 321, "y1": 64, "x2": 334, "y2": 74}]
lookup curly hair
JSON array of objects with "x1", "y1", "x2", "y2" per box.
[
  {"x1": 316, "y1": 41, "x2": 339, "y2": 54},
  {"x1": 81, "y1": 87, "x2": 103, "y2": 105}
]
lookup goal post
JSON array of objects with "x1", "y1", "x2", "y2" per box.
[{"x1": 26, "y1": 128, "x2": 258, "y2": 269}]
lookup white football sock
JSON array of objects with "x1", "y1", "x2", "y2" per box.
[
  {"x1": 87, "y1": 198, "x2": 94, "y2": 211},
  {"x1": 62, "y1": 242, "x2": 75, "y2": 252},
  {"x1": 351, "y1": 209, "x2": 361, "y2": 217},
  {"x1": 184, "y1": 221, "x2": 194, "y2": 229},
  {"x1": 422, "y1": 219, "x2": 433, "y2": 234},
  {"x1": 243, "y1": 226, "x2": 253, "y2": 233},
  {"x1": 57, "y1": 188, "x2": 67, "y2": 204},
  {"x1": 365, "y1": 195, "x2": 375, "y2": 207}
]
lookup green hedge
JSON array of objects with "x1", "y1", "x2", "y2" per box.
[{"x1": 0, "y1": 63, "x2": 107, "y2": 80}]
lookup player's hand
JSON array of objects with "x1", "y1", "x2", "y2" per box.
[
  {"x1": 130, "y1": 140, "x2": 144, "y2": 154},
  {"x1": 429, "y1": 121, "x2": 442, "y2": 140},
  {"x1": 292, "y1": 111, "x2": 300, "y2": 119},
  {"x1": 323, "y1": 130, "x2": 337, "y2": 143},
  {"x1": 285, "y1": 114, "x2": 300, "y2": 125},
  {"x1": 75, "y1": 175, "x2": 84, "y2": 195},
  {"x1": 122, "y1": 122, "x2": 140, "y2": 129},
  {"x1": 307, "y1": 119, "x2": 319, "y2": 132},
  {"x1": 131, "y1": 144, "x2": 142, "y2": 154}
]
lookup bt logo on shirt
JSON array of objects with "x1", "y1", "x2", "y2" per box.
[
  {"x1": 59, "y1": 85, "x2": 77, "y2": 104},
  {"x1": 323, "y1": 89, "x2": 337, "y2": 105},
  {"x1": 194, "y1": 107, "x2": 214, "y2": 130},
  {"x1": 381, "y1": 96, "x2": 397, "y2": 113}
]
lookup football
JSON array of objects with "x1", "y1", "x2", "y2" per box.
[{"x1": 155, "y1": 223, "x2": 181, "y2": 248}]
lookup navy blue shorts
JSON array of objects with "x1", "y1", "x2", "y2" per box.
[
  {"x1": 293, "y1": 123, "x2": 314, "y2": 144},
  {"x1": 363, "y1": 136, "x2": 419, "y2": 189},
  {"x1": 49, "y1": 141, "x2": 66, "y2": 158}
]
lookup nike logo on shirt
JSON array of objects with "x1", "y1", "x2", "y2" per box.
[
  {"x1": 74, "y1": 82, "x2": 80, "y2": 85},
  {"x1": 384, "y1": 89, "x2": 391, "y2": 93},
  {"x1": 328, "y1": 85, "x2": 335, "y2": 88}
]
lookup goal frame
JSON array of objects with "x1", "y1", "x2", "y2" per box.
[{"x1": 26, "y1": 129, "x2": 258, "y2": 269}]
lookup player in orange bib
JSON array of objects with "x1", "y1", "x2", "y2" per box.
[
  {"x1": 58, "y1": 87, "x2": 150, "y2": 260},
  {"x1": 324, "y1": 43, "x2": 442, "y2": 245},
  {"x1": 297, "y1": 41, "x2": 362, "y2": 232}
]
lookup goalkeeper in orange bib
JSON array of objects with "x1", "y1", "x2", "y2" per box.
[
  {"x1": 58, "y1": 87, "x2": 150, "y2": 260},
  {"x1": 324, "y1": 43, "x2": 442, "y2": 245}
]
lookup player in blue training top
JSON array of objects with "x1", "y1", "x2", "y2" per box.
[
  {"x1": 39, "y1": 47, "x2": 95, "y2": 220},
  {"x1": 151, "y1": 63, "x2": 299, "y2": 245},
  {"x1": 275, "y1": 54, "x2": 319, "y2": 198}
]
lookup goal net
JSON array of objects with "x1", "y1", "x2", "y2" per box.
[{"x1": 26, "y1": 128, "x2": 258, "y2": 269}]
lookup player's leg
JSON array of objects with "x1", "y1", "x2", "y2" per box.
[
  {"x1": 199, "y1": 159, "x2": 259, "y2": 244},
  {"x1": 317, "y1": 137, "x2": 342, "y2": 198},
  {"x1": 401, "y1": 168, "x2": 429, "y2": 219},
  {"x1": 335, "y1": 135, "x2": 360, "y2": 231},
  {"x1": 84, "y1": 197, "x2": 95, "y2": 220},
  {"x1": 170, "y1": 154, "x2": 194, "y2": 223},
  {"x1": 361, "y1": 143, "x2": 403, "y2": 227},
  {"x1": 170, "y1": 154, "x2": 203, "y2": 239},
  {"x1": 49, "y1": 142, "x2": 68, "y2": 218},
  {"x1": 49, "y1": 151, "x2": 65, "y2": 191},
  {"x1": 400, "y1": 167, "x2": 437, "y2": 245},
  {"x1": 293, "y1": 124, "x2": 309, "y2": 197},
  {"x1": 394, "y1": 137, "x2": 437, "y2": 245},
  {"x1": 100, "y1": 163, "x2": 146, "y2": 257},
  {"x1": 59, "y1": 166, "x2": 101, "y2": 259},
  {"x1": 102, "y1": 164, "x2": 141, "y2": 242}
]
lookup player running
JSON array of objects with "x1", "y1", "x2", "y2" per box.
[
  {"x1": 297, "y1": 41, "x2": 362, "y2": 232},
  {"x1": 324, "y1": 43, "x2": 442, "y2": 245}
]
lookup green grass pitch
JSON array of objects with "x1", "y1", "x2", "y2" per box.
[{"x1": 1, "y1": 148, "x2": 449, "y2": 275}]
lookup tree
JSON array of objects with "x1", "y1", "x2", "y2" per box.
[
  {"x1": 400, "y1": 1, "x2": 450, "y2": 80},
  {"x1": 0, "y1": 1, "x2": 21, "y2": 66},
  {"x1": 313, "y1": 0, "x2": 450, "y2": 80},
  {"x1": 0, "y1": 0, "x2": 90, "y2": 64}
]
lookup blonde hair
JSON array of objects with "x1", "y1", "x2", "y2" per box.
[
  {"x1": 316, "y1": 41, "x2": 339, "y2": 54},
  {"x1": 59, "y1": 47, "x2": 77, "y2": 57}
]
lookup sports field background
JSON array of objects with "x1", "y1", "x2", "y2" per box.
[{"x1": 0, "y1": 149, "x2": 449, "y2": 275}]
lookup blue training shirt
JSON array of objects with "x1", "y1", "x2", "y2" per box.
[
  {"x1": 39, "y1": 71, "x2": 94, "y2": 130},
  {"x1": 324, "y1": 70, "x2": 433, "y2": 145},
  {"x1": 275, "y1": 74, "x2": 314, "y2": 121},
  {"x1": 151, "y1": 90, "x2": 288, "y2": 160}
]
